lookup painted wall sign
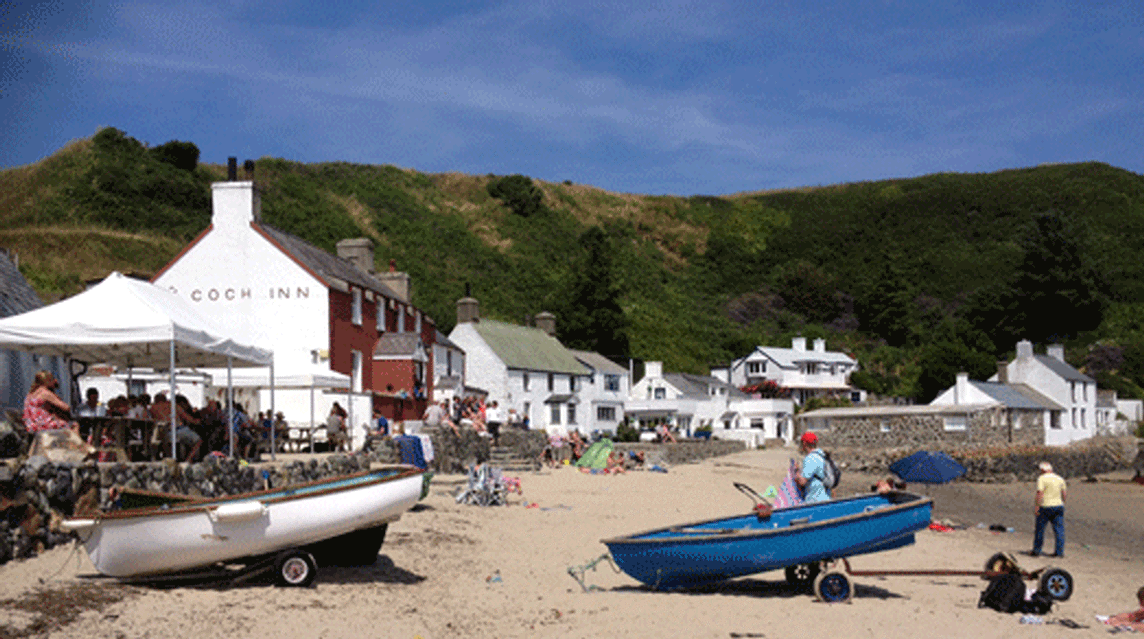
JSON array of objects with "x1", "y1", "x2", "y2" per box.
[{"x1": 167, "y1": 286, "x2": 311, "y2": 302}]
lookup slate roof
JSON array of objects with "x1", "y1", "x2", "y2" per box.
[
  {"x1": 254, "y1": 224, "x2": 404, "y2": 301},
  {"x1": 1097, "y1": 389, "x2": 1117, "y2": 408},
  {"x1": 752, "y1": 345, "x2": 856, "y2": 368},
  {"x1": 969, "y1": 381, "x2": 1063, "y2": 410},
  {"x1": 0, "y1": 251, "x2": 44, "y2": 318},
  {"x1": 664, "y1": 373, "x2": 748, "y2": 400},
  {"x1": 1034, "y1": 354, "x2": 1094, "y2": 383},
  {"x1": 435, "y1": 329, "x2": 462, "y2": 351},
  {"x1": 470, "y1": 320, "x2": 589, "y2": 376},
  {"x1": 373, "y1": 332, "x2": 424, "y2": 358},
  {"x1": 570, "y1": 350, "x2": 627, "y2": 375}
]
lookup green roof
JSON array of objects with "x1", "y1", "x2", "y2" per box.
[{"x1": 473, "y1": 320, "x2": 590, "y2": 375}]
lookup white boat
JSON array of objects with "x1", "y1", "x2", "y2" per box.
[{"x1": 61, "y1": 465, "x2": 425, "y2": 585}]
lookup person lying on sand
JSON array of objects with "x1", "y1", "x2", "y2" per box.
[{"x1": 1103, "y1": 586, "x2": 1144, "y2": 631}]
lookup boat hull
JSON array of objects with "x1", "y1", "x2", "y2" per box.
[
  {"x1": 67, "y1": 466, "x2": 424, "y2": 578},
  {"x1": 603, "y1": 491, "x2": 932, "y2": 589}
]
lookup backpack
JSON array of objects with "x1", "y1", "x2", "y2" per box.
[
  {"x1": 978, "y1": 573, "x2": 1026, "y2": 613},
  {"x1": 813, "y1": 450, "x2": 842, "y2": 491}
]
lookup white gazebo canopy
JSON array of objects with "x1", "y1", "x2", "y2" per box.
[{"x1": 0, "y1": 272, "x2": 272, "y2": 368}]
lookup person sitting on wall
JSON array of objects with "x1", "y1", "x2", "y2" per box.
[
  {"x1": 326, "y1": 402, "x2": 348, "y2": 452},
  {"x1": 23, "y1": 370, "x2": 79, "y2": 434},
  {"x1": 372, "y1": 409, "x2": 390, "y2": 437},
  {"x1": 655, "y1": 423, "x2": 677, "y2": 444}
]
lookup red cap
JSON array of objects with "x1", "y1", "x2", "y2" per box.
[{"x1": 800, "y1": 432, "x2": 818, "y2": 446}]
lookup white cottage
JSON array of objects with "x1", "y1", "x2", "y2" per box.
[
  {"x1": 726, "y1": 337, "x2": 859, "y2": 405},
  {"x1": 989, "y1": 341, "x2": 1096, "y2": 446}
]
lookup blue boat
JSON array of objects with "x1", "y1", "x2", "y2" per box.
[{"x1": 602, "y1": 491, "x2": 933, "y2": 590}]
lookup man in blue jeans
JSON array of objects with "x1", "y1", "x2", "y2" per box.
[{"x1": 1031, "y1": 461, "x2": 1067, "y2": 558}]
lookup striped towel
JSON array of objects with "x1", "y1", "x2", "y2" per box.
[{"x1": 773, "y1": 459, "x2": 804, "y2": 510}]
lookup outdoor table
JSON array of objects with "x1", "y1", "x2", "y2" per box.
[{"x1": 287, "y1": 425, "x2": 327, "y2": 453}]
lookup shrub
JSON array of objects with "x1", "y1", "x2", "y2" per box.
[
  {"x1": 1136, "y1": 421, "x2": 1144, "y2": 438},
  {"x1": 150, "y1": 140, "x2": 200, "y2": 172},
  {"x1": 487, "y1": 174, "x2": 545, "y2": 217},
  {"x1": 615, "y1": 422, "x2": 640, "y2": 443}
]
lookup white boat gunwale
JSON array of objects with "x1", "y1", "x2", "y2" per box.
[{"x1": 82, "y1": 464, "x2": 425, "y2": 521}]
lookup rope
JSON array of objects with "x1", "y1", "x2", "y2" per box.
[
  {"x1": 37, "y1": 539, "x2": 86, "y2": 585},
  {"x1": 567, "y1": 553, "x2": 621, "y2": 593}
]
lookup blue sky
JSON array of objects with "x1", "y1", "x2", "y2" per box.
[{"x1": 2, "y1": 0, "x2": 1141, "y2": 195}]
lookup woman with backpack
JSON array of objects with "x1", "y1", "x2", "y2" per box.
[{"x1": 793, "y1": 431, "x2": 832, "y2": 503}]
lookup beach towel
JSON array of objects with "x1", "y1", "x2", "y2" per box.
[
  {"x1": 575, "y1": 439, "x2": 614, "y2": 469},
  {"x1": 773, "y1": 459, "x2": 804, "y2": 510}
]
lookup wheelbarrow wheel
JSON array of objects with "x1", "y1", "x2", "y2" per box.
[
  {"x1": 1038, "y1": 567, "x2": 1073, "y2": 601},
  {"x1": 814, "y1": 571, "x2": 852, "y2": 603},
  {"x1": 785, "y1": 562, "x2": 821, "y2": 589},
  {"x1": 275, "y1": 550, "x2": 318, "y2": 588}
]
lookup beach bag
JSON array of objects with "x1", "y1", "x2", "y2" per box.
[
  {"x1": 1020, "y1": 591, "x2": 1053, "y2": 615},
  {"x1": 978, "y1": 573, "x2": 1026, "y2": 613},
  {"x1": 813, "y1": 450, "x2": 842, "y2": 490}
]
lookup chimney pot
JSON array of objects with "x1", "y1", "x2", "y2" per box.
[
  {"x1": 792, "y1": 337, "x2": 807, "y2": 352},
  {"x1": 997, "y1": 361, "x2": 1009, "y2": 384},
  {"x1": 336, "y1": 238, "x2": 376, "y2": 276},
  {"x1": 227, "y1": 157, "x2": 237, "y2": 181},
  {"x1": 389, "y1": 259, "x2": 397, "y2": 273},
  {"x1": 955, "y1": 371, "x2": 970, "y2": 404},
  {"x1": 1047, "y1": 344, "x2": 1065, "y2": 362},
  {"x1": 243, "y1": 159, "x2": 255, "y2": 179},
  {"x1": 535, "y1": 311, "x2": 556, "y2": 336},
  {"x1": 456, "y1": 295, "x2": 480, "y2": 324}
]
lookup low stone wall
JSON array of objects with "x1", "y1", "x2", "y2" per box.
[
  {"x1": 834, "y1": 436, "x2": 1140, "y2": 483},
  {"x1": 614, "y1": 439, "x2": 747, "y2": 466}
]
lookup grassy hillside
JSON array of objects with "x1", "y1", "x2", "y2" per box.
[{"x1": 4, "y1": 128, "x2": 1144, "y2": 401}]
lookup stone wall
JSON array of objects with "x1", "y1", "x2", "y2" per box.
[
  {"x1": 834, "y1": 436, "x2": 1139, "y2": 483},
  {"x1": 614, "y1": 439, "x2": 747, "y2": 465},
  {"x1": 803, "y1": 407, "x2": 1045, "y2": 449}
]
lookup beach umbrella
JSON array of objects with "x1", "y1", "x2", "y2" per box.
[{"x1": 889, "y1": 451, "x2": 966, "y2": 485}]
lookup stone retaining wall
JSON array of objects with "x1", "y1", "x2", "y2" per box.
[{"x1": 833, "y1": 436, "x2": 1140, "y2": 483}]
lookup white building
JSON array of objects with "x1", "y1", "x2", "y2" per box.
[
  {"x1": 447, "y1": 297, "x2": 594, "y2": 433},
  {"x1": 570, "y1": 350, "x2": 630, "y2": 435},
  {"x1": 991, "y1": 341, "x2": 1096, "y2": 446},
  {"x1": 725, "y1": 337, "x2": 859, "y2": 405},
  {"x1": 432, "y1": 329, "x2": 466, "y2": 403},
  {"x1": 627, "y1": 361, "x2": 794, "y2": 448}
]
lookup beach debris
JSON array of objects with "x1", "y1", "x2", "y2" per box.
[
  {"x1": 486, "y1": 570, "x2": 502, "y2": 584},
  {"x1": 567, "y1": 553, "x2": 622, "y2": 593},
  {"x1": 454, "y1": 464, "x2": 520, "y2": 507},
  {"x1": 1019, "y1": 614, "x2": 1043, "y2": 624}
]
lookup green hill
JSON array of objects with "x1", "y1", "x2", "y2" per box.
[{"x1": 4, "y1": 127, "x2": 1144, "y2": 402}]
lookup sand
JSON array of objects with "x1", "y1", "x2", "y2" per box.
[{"x1": 1, "y1": 446, "x2": 1141, "y2": 638}]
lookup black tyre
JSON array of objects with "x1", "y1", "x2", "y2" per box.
[
  {"x1": 1038, "y1": 567, "x2": 1074, "y2": 601},
  {"x1": 813, "y1": 571, "x2": 853, "y2": 603},
  {"x1": 984, "y1": 552, "x2": 1017, "y2": 574},
  {"x1": 275, "y1": 550, "x2": 317, "y2": 588},
  {"x1": 784, "y1": 562, "x2": 821, "y2": 588}
]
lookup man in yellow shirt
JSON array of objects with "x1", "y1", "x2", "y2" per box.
[{"x1": 1031, "y1": 461, "x2": 1067, "y2": 558}]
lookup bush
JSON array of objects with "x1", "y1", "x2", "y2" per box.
[
  {"x1": 150, "y1": 140, "x2": 200, "y2": 172},
  {"x1": 1136, "y1": 421, "x2": 1144, "y2": 438},
  {"x1": 615, "y1": 422, "x2": 640, "y2": 443},
  {"x1": 487, "y1": 174, "x2": 546, "y2": 217}
]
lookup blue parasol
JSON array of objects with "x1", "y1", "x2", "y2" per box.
[{"x1": 889, "y1": 451, "x2": 966, "y2": 485}]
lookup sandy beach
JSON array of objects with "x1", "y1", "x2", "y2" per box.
[{"x1": 1, "y1": 446, "x2": 1141, "y2": 638}]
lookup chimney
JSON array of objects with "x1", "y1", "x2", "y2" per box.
[
  {"x1": 376, "y1": 257, "x2": 411, "y2": 302},
  {"x1": 955, "y1": 372, "x2": 970, "y2": 404},
  {"x1": 791, "y1": 337, "x2": 807, "y2": 352},
  {"x1": 535, "y1": 311, "x2": 556, "y2": 336},
  {"x1": 336, "y1": 238, "x2": 376, "y2": 275},
  {"x1": 243, "y1": 159, "x2": 255, "y2": 179},
  {"x1": 210, "y1": 175, "x2": 261, "y2": 233},
  {"x1": 644, "y1": 361, "x2": 663, "y2": 380},
  {"x1": 1016, "y1": 340, "x2": 1034, "y2": 360},
  {"x1": 997, "y1": 361, "x2": 1009, "y2": 384},
  {"x1": 456, "y1": 286, "x2": 479, "y2": 324},
  {"x1": 1047, "y1": 343, "x2": 1065, "y2": 362},
  {"x1": 813, "y1": 338, "x2": 826, "y2": 353},
  {"x1": 227, "y1": 156, "x2": 237, "y2": 181}
]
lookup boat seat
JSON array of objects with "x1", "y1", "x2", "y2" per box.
[{"x1": 788, "y1": 517, "x2": 811, "y2": 526}]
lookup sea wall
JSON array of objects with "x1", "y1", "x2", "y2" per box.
[{"x1": 834, "y1": 436, "x2": 1140, "y2": 483}]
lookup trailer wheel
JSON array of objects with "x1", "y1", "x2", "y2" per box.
[
  {"x1": 276, "y1": 550, "x2": 317, "y2": 588},
  {"x1": 814, "y1": 571, "x2": 852, "y2": 603},
  {"x1": 1038, "y1": 567, "x2": 1073, "y2": 601},
  {"x1": 785, "y1": 562, "x2": 821, "y2": 589}
]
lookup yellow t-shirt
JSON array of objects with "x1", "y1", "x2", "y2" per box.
[{"x1": 1037, "y1": 473, "x2": 1066, "y2": 507}]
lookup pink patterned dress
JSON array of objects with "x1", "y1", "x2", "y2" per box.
[{"x1": 23, "y1": 393, "x2": 71, "y2": 432}]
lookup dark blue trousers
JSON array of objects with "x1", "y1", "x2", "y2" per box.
[{"x1": 1033, "y1": 505, "x2": 1065, "y2": 556}]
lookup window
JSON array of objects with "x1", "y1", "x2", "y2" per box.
[
  {"x1": 604, "y1": 375, "x2": 620, "y2": 391},
  {"x1": 547, "y1": 373, "x2": 554, "y2": 391},
  {"x1": 415, "y1": 311, "x2": 422, "y2": 334},
  {"x1": 352, "y1": 289, "x2": 363, "y2": 325},
  {"x1": 1082, "y1": 383, "x2": 1087, "y2": 402},
  {"x1": 654, "y1": 387, "x2": 666, "y2": 399},
  {"x1": 569, "y1": 376, "x2": 578, "y2": 392},
  {"x1": 523, "y1": 372, "x2": 530, "y2": 391},
  {"x1": 351, "y1": 350, "x2": 363, "y2": 393},
  {"x1": 550, "y1": 403, "x2": 561, "y2": 424},
  {"x1": 1050, "y1": 411, "x2": 1061, "y2": 429},
  {"x1": 850, "y1": 391, "x2": 862, "y2": 403},
  {"x1": 597, "y1": 406, "x2": 616, "y2": 421},
  {"x1": 567, "y1": 404, "x2": 576, "y2": 424},
  {"x1": 1071, "y1": 382, "x2": 1076, "y2": 403},
  {"x1": 747, "y1": 361, "x2": 765, "y2": 375},
  {"x1": 522, "y1": 402, "x2": 530, "y2": 423},
  {"x1": 376, "y1": 300, "x2": 386, "y2": 332},
  {"x1": 942, "y1": 415, "x2": 966, "y2": 432},
  {"x1": 750, "y1": 418, "x2": 764, "y2": 430},
  {"x1": 397, "y1": 305, "x2": 405, "y2": 332},
  {"x1": 1080, "y1": 408, "x2": 1086, "y2": 429},
  {"x1": 1071, "y1": 408, "x2": 1077, "y2": 428}
]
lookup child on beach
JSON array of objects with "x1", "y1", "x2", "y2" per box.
[{"x1": 1102, "y1": 586, "x2": 1144, "y2": 631}]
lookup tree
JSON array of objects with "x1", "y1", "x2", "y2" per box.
[
  {"x1": 855, "y1": 256, "x2": 915, "y2": 346},
  {"x1": 916, "y1": 341, "x2": 996, "y2": 402},
  {"x1": 774, "y1": 260, "x2": 842, "y2": 323},
  {"x1": 557, "y1": 227, "x2": 630, "y2": 362},
  {"x1": 487, "y1": 174, "x2": 546, "y2": 217}
]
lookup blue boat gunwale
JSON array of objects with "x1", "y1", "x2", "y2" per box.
[
  {"x1": 89, "y1": 464, "x2": 425, "y2": 521},
  {"x1": 601, "y1": 490, "x2": 932, "y2": 546}
]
